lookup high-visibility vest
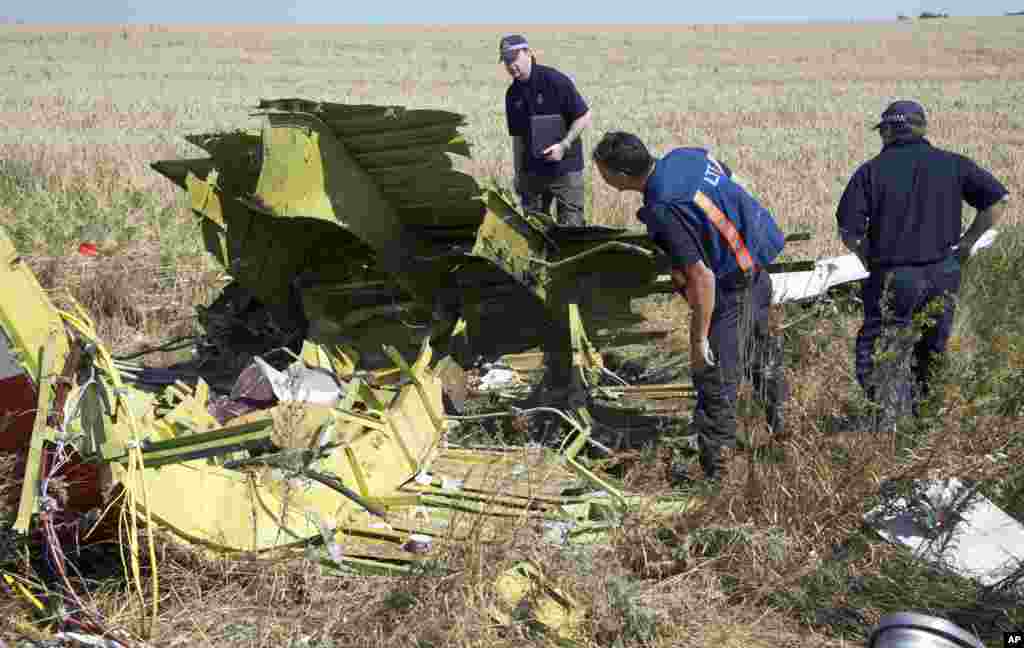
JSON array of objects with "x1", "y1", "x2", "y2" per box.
[{"x1": 643, "y1": 147, "x2": 786, "y2": 278}]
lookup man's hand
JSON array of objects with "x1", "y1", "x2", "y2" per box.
[
  {"x1": 839, "y1": 227, "x2": 870, "y2": 269},
  {"x1": 678, "y1": 261, "x2": 716, "y2": 371},
  {"x1": 955, "y1": 242, "x2": 972, "y2": 265},
  {"x1": 956, "y1": 197, "x2": 1006, "y2": 265},
  {"x1": 691, "y1": 336, "x2": 716, "y2": 371},
  {"x1": 542, "y1": 142, "x2": 566, "y2": 162}
]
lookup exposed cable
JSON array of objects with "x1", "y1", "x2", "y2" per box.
[
  {"x1": 58, "y1": 303, "x2": 159, "y2": 640},
  {"x1": 112, "y1": 335, "x2": 197, "y2": 361},
  {"x1": 445, "y1": 405, "x2": 611, "y2": 455}
]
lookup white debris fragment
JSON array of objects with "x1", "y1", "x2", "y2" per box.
[
  {"x1": 402, "y1": 533, "x2": 433, "y2": 554},
  {"x1": 441, "y1": 477, "x2": 464, "y2": 491},
  {"x1": 56, "y1": 632, "x2": 124, "y2": 648},
  {"x1": 864, "y1": 478, "x2": 1024, "y2": 589},
  {"x1": 542, "y1": 520, "x2": 574, "y2": 546},
  {"x1": 476, "y1": 367, "x2": 520, "y2": 392},
  {"x1": 770, "y1": 230, "x2": 1000, "y2": 304},
  {"x1": 318, "y1": 519, "x2": 344, "y2": 565},
  {"x1": 252, "y1": 357, "x2": 344, "y2": 407},
  {"x1": 770, "y1": 253, "x2": 868, "y2": 304}
]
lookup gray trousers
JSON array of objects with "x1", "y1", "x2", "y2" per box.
[{"x1": 517, "y1": 171, "x2": 586, "y2": 227}]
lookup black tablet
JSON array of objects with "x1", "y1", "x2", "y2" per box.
[{"x1": 530, "y1": 114, "x2": 567, "y2": 158}]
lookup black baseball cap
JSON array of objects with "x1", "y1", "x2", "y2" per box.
[
  {"x1": 499, "y1": 34, "x2": 529, "y2": 64},
  {"x1": 873, "y1": 100, "x2": 927, "y2": 130}
]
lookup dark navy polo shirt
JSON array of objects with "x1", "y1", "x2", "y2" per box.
[
  {"x1": 836, "y1": 137, "x2": 1008, "y2": 268},
  {"x1": 505, "y1": 63, "x2": 589, "y2": 177}
]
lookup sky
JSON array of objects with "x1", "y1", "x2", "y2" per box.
[{"x1": 0, "y1": 0, "x2": 1018, "y2": 24}]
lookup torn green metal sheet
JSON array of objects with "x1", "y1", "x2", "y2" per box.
[
  {"x1": 152, "y1": 99, "x2": 684, "y2": 370},
  {"x1": 152, "y1": 97, "x2": 828, "y2": 382}
]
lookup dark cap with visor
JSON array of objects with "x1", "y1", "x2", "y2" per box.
[
  {"x1": 499, "y1": 34, "x2": 529, "y2": 63},
  {"x1": 873, "y1": 100, "x2": 927, "y2": 130}
]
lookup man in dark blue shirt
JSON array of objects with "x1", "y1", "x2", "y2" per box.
[
  {"x1": 592, "y1": 131, "x2": 788, "y2": 485},
  {"x1": 836, "y1": 100, "x2": 1009, "y2": 424},
  {"x1": 501, "y1": 34, "x2": 592, "y2": 226}
]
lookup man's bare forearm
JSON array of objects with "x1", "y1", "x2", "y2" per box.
[
  {"x1": 677, "y1": 263, "x2": 715, "y2": 342},
  {"x1": 960, "y1": 196, "x2": 1007, "y2": 251},
  {"x1": 686, "y1": 276, "x2": 715, "y2": 346},
  {"x1": 559, "y1": 110, "x2": 592, "y2": 150},
  {"x1": 672, "y1": 262, "x2": 716, "y2": 368}
]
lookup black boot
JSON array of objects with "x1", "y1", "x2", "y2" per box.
[
  {"x1": 699, "y1": 445, "x2": 726, "y2": 485},
  {"x1": 667, "y1": 449, "x2": 695, "y2": 488},
  {"x1": 767, "y1": 403, "x2": 785, "y2": 438},
  {"x1": 761, "y1": 344, "x2": 787, "y2": 438}
]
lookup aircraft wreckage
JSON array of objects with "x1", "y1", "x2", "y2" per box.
[{"x1": 1, "y1": 98, "x2": 1000, "y2": 586}]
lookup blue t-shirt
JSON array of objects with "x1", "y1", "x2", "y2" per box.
[
  {"x1": 640, "y1": 148, "x2": 785, "y2": 278},
  {"x1": 505, "y1": 64, "x2": 589, "y2": 177}
]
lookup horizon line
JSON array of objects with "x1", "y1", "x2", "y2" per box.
[{"x1": 1, "y1": 16, "x2": 1004, "y2": 29}]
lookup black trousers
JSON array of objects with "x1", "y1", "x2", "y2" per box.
[
  {"x1": 855, "y1": 255, "x2": 961, "y2": 416},
  {"x1": 690, "y1": 270, "x2": 786, "y2": 472}
]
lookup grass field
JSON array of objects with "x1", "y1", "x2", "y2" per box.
[
  {"x1": 2, "y1": 19, "x2": 1022, "y2": 237},
  {"x1": 1, "y1": 17, "x2": 1023, "y2": 647}
]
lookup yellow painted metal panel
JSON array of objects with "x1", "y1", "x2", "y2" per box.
[
  {"x1": 87, "y1": 344, "x2": 451, "y2": 554},
  {"x1": 0, "y1": 231, "x2": 70, "y2": 385}
]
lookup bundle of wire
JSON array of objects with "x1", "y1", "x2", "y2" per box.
[
  {"x1": 55, "y1": 299, "x2": 159, "y2": 641},
  {"x1": 37, "y1": 439, "x2": 109, "y2": 636}
]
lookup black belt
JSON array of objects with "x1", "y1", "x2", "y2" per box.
[
  {"x1": 869, "y1": 255, "x2": 951, "y2": 271},
  {"x1": 718, "y1": 266, "x2": 762, "y2": 291}
]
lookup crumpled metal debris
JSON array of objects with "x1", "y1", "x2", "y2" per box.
[
  {"x1": 864, "y1": 478, "x2": 1024, "y2": 589},
  {"x1": 55, "y1": 632, "x2": 125, "y2": 648},
  {"x1": 491, "y1": 561, "x2": 583, "y2": 642},
  {"x1": 474, "y1": 366, "x2": 521, "y2": 392},
  {"x1": 252, "y1": 357, "x2": 345, "y2": 406}
]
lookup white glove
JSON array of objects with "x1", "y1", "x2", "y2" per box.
[{"x1": 701, "y1": 338, "x2": 716, "y2": 367}]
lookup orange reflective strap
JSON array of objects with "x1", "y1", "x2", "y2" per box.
[{"x1": 693, "y1": 191, "x2": 754, "y2": 272}]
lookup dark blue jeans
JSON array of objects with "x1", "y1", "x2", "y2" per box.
[
  {"x1": 691, "y1": 270, "x2": 786, "y2": 475},
  {"x1": 855, "y1": 256, "x2": 961, "y2": 414}
]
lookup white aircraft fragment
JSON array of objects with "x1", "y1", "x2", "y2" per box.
[
  {"x1": 770, "y1": 229, "x2": 1000, "y2": 304},
  {"x1": 250, "y1": 356, "x2": 345, "y2": 407},
  {"x1": 476, "y1": 367, "x2": 520, "y2": 392},
  {"x1": 864, "y1": 478, "x2": 1024, "y2": 590},
  {"x1": 770, "y1": 253, "x2": 869, "y2": 304}
]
